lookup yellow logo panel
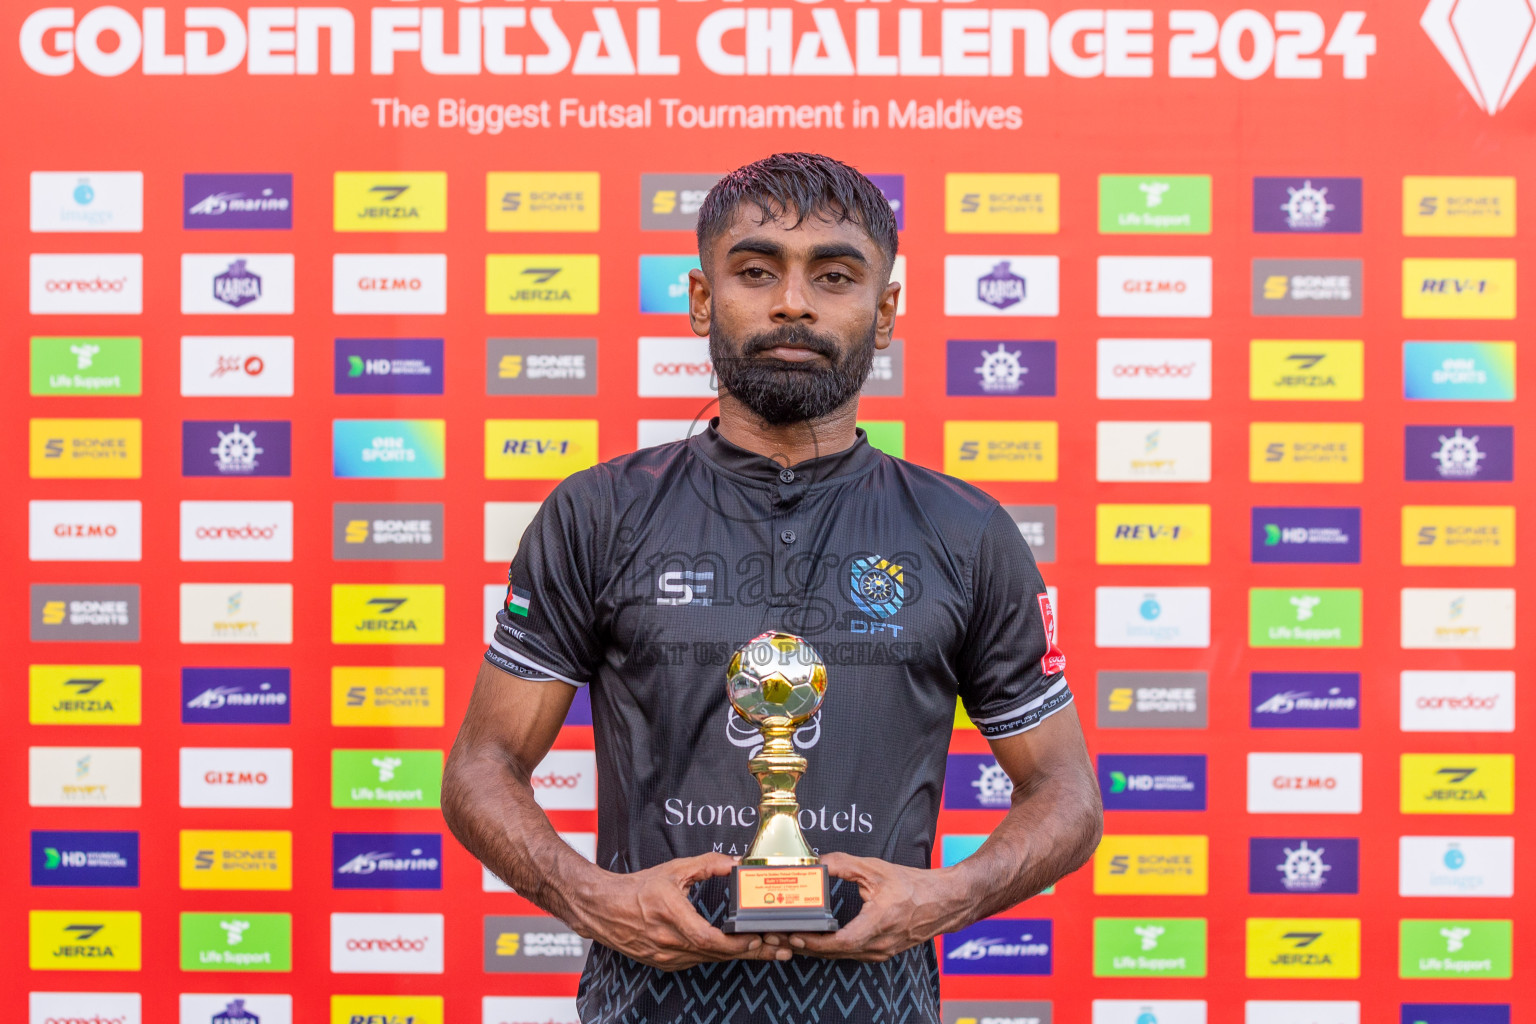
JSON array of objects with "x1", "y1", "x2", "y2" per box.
[
  {"x1": 1403, "y1": 176, "x2": 1516, "y2": 237},
  {"x1": 1401, "y1": 754, "x2": 1514, "y2": 815},
  {"x1": 180, "y1": 830, "x2": 292, "y2": 890},
  {"x1": 1096, "y1": 505, "x2": 1211, "y2": 565},
  {"x1": 332, "y1": 996, "x2": 443, "y2": 1024},
  {"x1": 30, "y1": 910, "x2": 141, "y2": 971},
  {"x1": 1094, "y1": 835, "x2": 1209, "y2": 895},
  {"x1": 945, "y1": 174, "x2": 1060, "y2": 234},
  {"x1": 487, "y1": 172, "x2": 599, "y2": 232},
  {"x1": 30, "y1": 418, "x2": 142, "y2": 479},
  {"x1": 331, "y1": 585, "x2": 445, "y2": 645},
  {"x1": 332, "y1": 666, "x2": 445, "y2": 727},
  {"x1": 1246, "y1": 918, "x2": 1360, "y2": 978},
  {"x1": 1403, "y1": 506, "x2": 1515, "y2": 567},
  {"x1": 1250, "y1": 341, "x2": 1364, "y2": 400},
  {"x1": 1403, "y1": 258, "x2": 1516, "y2": 320},
  {"x1": 487, "y1": 254, "x2": 599, "y2": 314},
  {"x1": 954, "y1": 699, "x2": 975, "y2": 730},
  {"x1": 944, "y1": 421, "x2": 1058, "y2": 481},
  {"x1": 1250, "y1": 423, "x2": 1363, "y2": 483},
  {"x1": 486, "y1": 419, "x2": 599, "y2": 480},
  {"x1": 333, "y1": 171, "x2": 447, "y2": 232},
  {"x1": 29, "y1": 665, "x2": 141, "y2": 725}
]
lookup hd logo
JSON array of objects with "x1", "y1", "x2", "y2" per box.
[
  {"x1": 331, "y1": 585, "x2": 445, "y2": 645},
  {"x1": 1400, "y1": 754, "x2": 1514, "y2": 814},
  {"x1": 486, "y1": 254, "x2": 599, "y2": 314},
  {"x1": 1245, "y1": 918, "x2": 1360, "y2": 978},
  {"x1": 29, "y1": 910, "x2": 141, "y2": 971},
  {"x1": 333, "y1": 172, "x2": 446, "y2": 232}
]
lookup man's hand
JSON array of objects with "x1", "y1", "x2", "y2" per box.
[
  {"x1": 787, "y1": 852, "x2": 961, "y2": 962},
  {"x1": 573, "y1": 852, "x2": 792, "y2": 972}
]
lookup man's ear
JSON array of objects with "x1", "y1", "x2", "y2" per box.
[
  {"x1": 688, "y1": 267, "x2": 712, "y2": 338},
  {"x1": 875, "y1": 277, "x2": 900, "y2": 350}
]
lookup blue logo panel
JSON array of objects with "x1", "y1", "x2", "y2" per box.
[
  {"x1": 184, "y1": 173, "x2": 293, "y2": 229},
  {"x1": 182, "y1": 420, "x2": 292, "y2": 478},
  {"x1": 182, "y1": 667, "x2": 292, "y2": 724},
  {"x1": 1252, "y1": 177, "x2": 1362, "y2": 233},
  {"x1": 1251, "y1": 507, "x2": 1361, "y2": 564},
  {"x1": 31, "y1": 830, "x2": 139, "y2": 887},
  {"x1": 944, "y1": 754, "x2": 1015, "y2": 811},
  {"x1": 946, "y1": 340, "x2": 1056, "y2": 396},
  {"x1": 1404, "y1": 425, "x2": 1514, "y2": 481},
  {"x1": 1404, "y1": 342, "x2": 1515, "y2": 401},
  {"x1": 1097, "y1": 754, "x2": 1207, "y2": 811},
  {"x1": 332, "y1": 833, "x2": 443, "y2": 890},
  {"x1": 638, "y1": 255, "x2": 701, "y2": 313},
  {"x1": 334, "y1": 338, "x2": 444, "y2": 395},
  {"x1": 1249, "y1": 837, "x2": 1359, "y2": 893},
  {"x1": 1251, "y1": 672, "x2": 1360, "y2": 729},
  {"x1": 1401, "y1": 1006, "x2": 1509, "y2": 1024},
  {"x1": 941, "y1": 919, "x2": 1052, "y2": 975}
]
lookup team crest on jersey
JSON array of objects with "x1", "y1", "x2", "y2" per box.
[{"x1": 849, "y1": 556, "x2": 905, "y2": 619}]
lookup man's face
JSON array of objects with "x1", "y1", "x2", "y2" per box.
[{"x1": 689, "y1": 203, "x2": 899, "y2": 426}]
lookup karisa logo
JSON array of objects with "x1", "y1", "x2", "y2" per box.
[{"x1": 1423, "y1": 0, "x2": 1536, "y2": 114}]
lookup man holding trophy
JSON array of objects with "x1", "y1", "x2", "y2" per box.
[{"x1": 443, "y1": 153, "x2": 1103, "y2": 1022}]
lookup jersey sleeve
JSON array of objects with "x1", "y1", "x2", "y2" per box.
[
  {"x1": 954, "y1": 504, "x2": 1072, "y2": 738},
  {"x1": 484, "y1": 473, "x2": 607, "y2": 687}
]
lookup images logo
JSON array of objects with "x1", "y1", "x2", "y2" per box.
[
  {"x1": 1095, "y1": 504, "x2": 1211, "y2": 565},
  {"x1": 180, "y1": 912, "x2": 292, "y2": 972},
  {"x1": 334, "y1": 172, "x2": 446, "y2": 231},
  {"x1": 488, "y1": 338, "x2": 597, "y2": 396},
  {"x1": 1250, "y1": 422, "x2": 1363, "y2": 483},
  {"x1": 1404, "y1": 259, "x2": 1516, "y2": 319},
  {"x1": 28, "y1": 910, "x2": 141, "y2": 971},
  {"x1": 332, "y1": 749, "x2": 442, "y2": 809},
  {"x1": 180, "y1": 500, "x2": 293, "y2": 562},
  {"x1": 1403, "y1": 341, "x2": 1515, "y2": 401},
  {"x1": 1249, "y1": 589, "x2": 1362, "y2": 647},
  {"x1": 485, "y1": 419, "x2": 599, "y2": 480},
  {"x1": 332, "y1": 419, "x2": 446, "y2": 479},
  {"x1": 1253, "y1": 176, "x2": 1362, "y2": 233},
  {"x1": 29, "y1": 664, "x2": 141, "y2": 726},
  {"x1": 487, "y1": 171, "x2": 598, "y2": 232},
  {"x1": 31, "y1": 170, "x2": 143, "y2": 232},
  {"x1": 1252, "y1": 507, "x2": 1361, "y2": 564},
  {"x1": 1099, "y1": 175, "x2": 1210, "y2": 234},
  {"x1": 179, "y1": 584, "x2": 294, "y2": 645},
  {"x1": 944, "y1": 256, "x2": 1060, "y2": 316},
  {"x1": 639, "y1": 255, "x2": 701, "y2": 314},
  {"x1": 1252, "y1": 259, "x2": 1362, "y2": 316},
  {"x1": 1250, "y1": 340, "x2": 1364, "y2": 400},
  {"x1": 1246, "y1": 918, "x2": 1360, "y2": 978},
  {"x1": 1096, "y1": 338, "x2": 1212, "y2": 400},
  {"x1": 1251, "y1": 672, "x2": 1361, "y2": 729},
  {"x1": 1401, "y1": 588, "x2": 1516, "y2": 649},
  {"x1": 335, "y1": 338, "x2": 444, "y2": 395},
  {"x1": 1400, "y1": 671, "x2": 1515, "y2": 733},
  {"x1": 941, "y1": 920, "x2": 1053, "y2": 975},
  {"x1": 1095, "y1": 423, "x2": 1211, "y2": 482},
  {"x1": 1091, "y1": 1001, "x2": 1205, "y2": 1024},
  {"x1": 1400, "y1": 836, "x2": 1515, "y2": 898},
  {"x1": 1097, "y1": 671, "x2": 1207, "y2": 729},
  {"x1": 1249, "y1": 837, "x2": 1360, "y2": 894},
  {"x1": 29, "y1": 253, "x2": 143, "y2": 313},
  {"x1": 30, "y1": 584, "x2": 139, "y2": 642},
  {"x1": 1403, "y1": 506, "x2": 1515, "y2": 567},
  {"x1": 179, "y1": 830, "x2": 292, "y2": 890},
  {"x1": 1098, "y1": 755, "x2": 1207, "y2": 811},
  {"x1": 1401, "y1": 754, "x2": 1513, "y2": 814},
  {"x1": 487, "y1": 254, "x2": 599, "y2": 314},
  {"x1": 31, "y1": 335, "x2": 141, "y2": 396},
  {"x1": 1092, "y1": 918, "x2": 1206, "y2": 977},
  {"x1": 1094, "y1": 587, "x2": 1210, "y2": 649},
  {"x1": 945, "y1": 173, "x2": 1059, "y2": 233},
  {"x1": 946, "y1": 340, "x2": 1056, "y2": 396},
  {"x1": 332, "y1": 585, "x2": 445, "y2": 645},
  {"x1": 30, "y1": 418, "x2": 142, "y2": 479},
  {"x1": 1403, "y1": 175, "x2": 1515, "y2": 236},
  {"x1": 1399, "y1": 919, "x2": 1511, "y2": 979},
  {"x1": 182, "y1": 667, "x2": 291, "y2": 725},
  {"x1": 1097, "y1": 256, "x2": 1212, "y2": 317},
  {"x1": 484, "y1": 915, "x2": 593, "y2": 973},
  {"x1": 31, "y1": 830, "x2": 139, "y2": 887},
  {"x1": 1093, "y1": 835, "x2": 1208, "y2": 895},
  {"x1": 1247, "y1": 753, "x2": 1363, "y2": 814},
  {"x1": 334, "y1": 833, "x2": 442, "y2": 890},
  {"x1": 333, "y1": 253, "x2": 448, "y2": 314},
  {"x1": 1405, "y1": 425, "x2": 1513, "y2": 481},
  {"x1": 944, "y1": 421, "x2": 1058, "y2": 481},
  {"x1": 332, "y1": 666, "x2": 445, "y2": 728},
  {"x1": 181, "y1": 254, "x2": 294, "y2": 314},
  {"x1": 184, "y1": 173, "x2": 292, "y2": 230},
  {"x1": 640, "y1": 173, "x2": 720, "y2": 230}
]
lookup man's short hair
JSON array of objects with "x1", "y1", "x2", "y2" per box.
[{"x1": 696, "y1": 152, "x2": 899, "y2": 273}]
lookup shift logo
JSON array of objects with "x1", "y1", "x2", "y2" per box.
[
  {"x1": 941, "y1": 920, "x2": 1053, "y2": 976},
  {"x1": 1422, "y1": 2, "x2": 1536, "y2": 115},
  {"x1": 1250, "y1": 837, "x2": 1359, "y2": 894},
  {"x1": 1246, "y1": 918, "x2": 1360, "y2": 978}
]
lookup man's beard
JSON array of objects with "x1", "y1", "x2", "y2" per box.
[{"x1": 709, "y1": 319, "x2": 877, "y2": 426}]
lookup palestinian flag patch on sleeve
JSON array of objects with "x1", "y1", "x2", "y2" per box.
[{"x1": 506, "y1": 585, "x2": 532, "y2": 618}]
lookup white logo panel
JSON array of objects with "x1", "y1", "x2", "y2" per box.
[
  {"x1": 1097, "y1": 339, "x2": 1213, "y2": 399},
  {"x1": 944, "y1": 256, "x2": 1060, "y2": 316},
  {"x1": 180, "y1": 995, "x2": 293, "y2": 1024},
  {"x1": 1095, "y1": 587, "x2": 1210, "y2": 648},
  {"x1": 1401, "y1": 671, "x2": 1515, "y2": 732},
  {"x1": 181, "y1": 336, "x2": 295, "y2": 397},
  {"x1": 181, "y1": 254, "x2": 295, "y2": 314},
  {"x1": 1245, "y1": 1003, "x2": 1359, "y2": 1024},
  {"x1": 483, "y1": 997, "x2": 581, "y2": 1024},
  {"x1": 31, "y1": 171, "x2": 143, "y2": 232},
  {"x1": 330, "y1": 912, "x2": 444, "y2": 974},
  {"x1": 180, "y1": 583, "x2": 294, "y2": 645},
  {"x1": 638, "y1": 337, "x2": 715, "y2": 397},
  {"x1": 1096, "y1": 421, "x2": 1212, "y2": 482},
  {"x1": 1247, "y1": 752, "x2": 1363, "y2": 814},
  {"x1": 32, "y1": 992, "x2": 143, "y2": 1024},
  {"x1": 180, "y1": 501, "x2": 294, "y2": 562},
  {"x1": 1094, "y1": 1001, "x2": 1207, "y2": 1024},
  {"x1": 1398, "y1": 835, "x2": 1514, "y2": 897},
  {"x1": 30, "y1": 253, "x2": 143, "y2": 314},
  {"x1": 1401, "y1": 588, "x2": 1515, "y2": 649},
  {"x1": 484, "y1": 501, "x2": 542, "y2": 563},
  {"x1": 179, "y1": 747, "x2": 294, "y2": 809},
  {"x1": 29, "y1": 500, "x2": 142, "y2": 561},
  {"x1": 637, "y1": 419, "x2": 710, "y2": 449},
  {"x1": 1097, "y1": 256, "x2": 1213, "y2": 317},
  {"x1": 29, "y1": 746, "x2": 142, "y2": 807},
  {"x1": 333, "y1": 254, "x2": 447, "y2": 314},
  {"x1": 530, "y1": 750, "x2": 598, "y2": 811}
]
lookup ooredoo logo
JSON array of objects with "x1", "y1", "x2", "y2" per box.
[
  {"x1": 180, "y1": 501, "x2": 293, "y2": 562},
  {"x1": 638, "y1": 337, "x2": 715, "y2": 397},
  {"x1": 330, "y1": 912, "x2": 444, "y2": 974},
  {"x1": 1097, "y1": 340, "x2": 1211, "y2": 400},
  {"x1": 529, "y1": 750, "x2": 596, "y2": 811},
  {"x1": 30, "y1": 254, "x2": 142, "y2": 314},
  {"x1": 28, "y1": 992, "x2": 141, "y2": 1024},
  {"x1": 1401, "y1": 671, "x2": 1514, "y2": 732}
]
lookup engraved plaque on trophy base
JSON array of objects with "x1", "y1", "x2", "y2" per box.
[{"x1": 723, "y1": 864, "x2": 838, "y2": 933}]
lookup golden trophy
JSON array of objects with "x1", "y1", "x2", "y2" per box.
[{"x1": 721, "y1": 630, "x2": 839, "y2": 934}]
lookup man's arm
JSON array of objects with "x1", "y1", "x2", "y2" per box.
[
  {"x1": 442, "y1": 660, "x2": 789, "y2": 970},
  {"x1": 791, "y1": 704, "x2": 1102, "y2": 961}
]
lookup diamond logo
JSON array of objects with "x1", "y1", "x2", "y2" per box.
[{"x1": 1423, "y1": 0, "x2": 1536, "y2": 114}]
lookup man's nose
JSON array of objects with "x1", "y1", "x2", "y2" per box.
[{"x1": 770, "y1": 272, "x2": 817, "y2": 323}]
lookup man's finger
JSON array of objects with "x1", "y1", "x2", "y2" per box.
[
  {"x1": 817, "y1": 851, "x2": 874, "y2": 882},
  {"x1": 675, "y1": 852, "x2": 738, "y2": 885},
  {"x1": 792, "y1": 910, "x2": 880, "y2": 957}
]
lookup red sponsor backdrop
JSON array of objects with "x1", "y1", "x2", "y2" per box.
[{"x1": 5, "y1": 1, "x2": 1533, "y2": 1020}]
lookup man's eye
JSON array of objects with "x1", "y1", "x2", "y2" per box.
[
  {"x1": 742, "y1": 267, "x2": 770, "y2": 279},
  {"x1": 822, "y1": 272, "x2": 849, "y2": 284}
]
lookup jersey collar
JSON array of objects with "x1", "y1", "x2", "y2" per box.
[{"x1": 690, "y1": 417, "x2": 880, "y2": 486}]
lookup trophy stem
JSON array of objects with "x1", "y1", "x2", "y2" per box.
[{"x1": 742, "y1": 720, "x2": 818, "y2": 866}]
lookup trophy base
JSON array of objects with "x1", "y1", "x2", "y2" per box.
[{"x1": 722, "y1": 864, "x2": 839, "y2": 934}]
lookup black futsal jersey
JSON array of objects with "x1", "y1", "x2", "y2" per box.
[{"x1": 484, "y1": 420, "x2": 1071, "y2": 1024}]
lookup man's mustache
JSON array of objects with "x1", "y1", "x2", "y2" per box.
[{"x1": 740, "y1": 325, "x2": 840, "y2": 362}]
